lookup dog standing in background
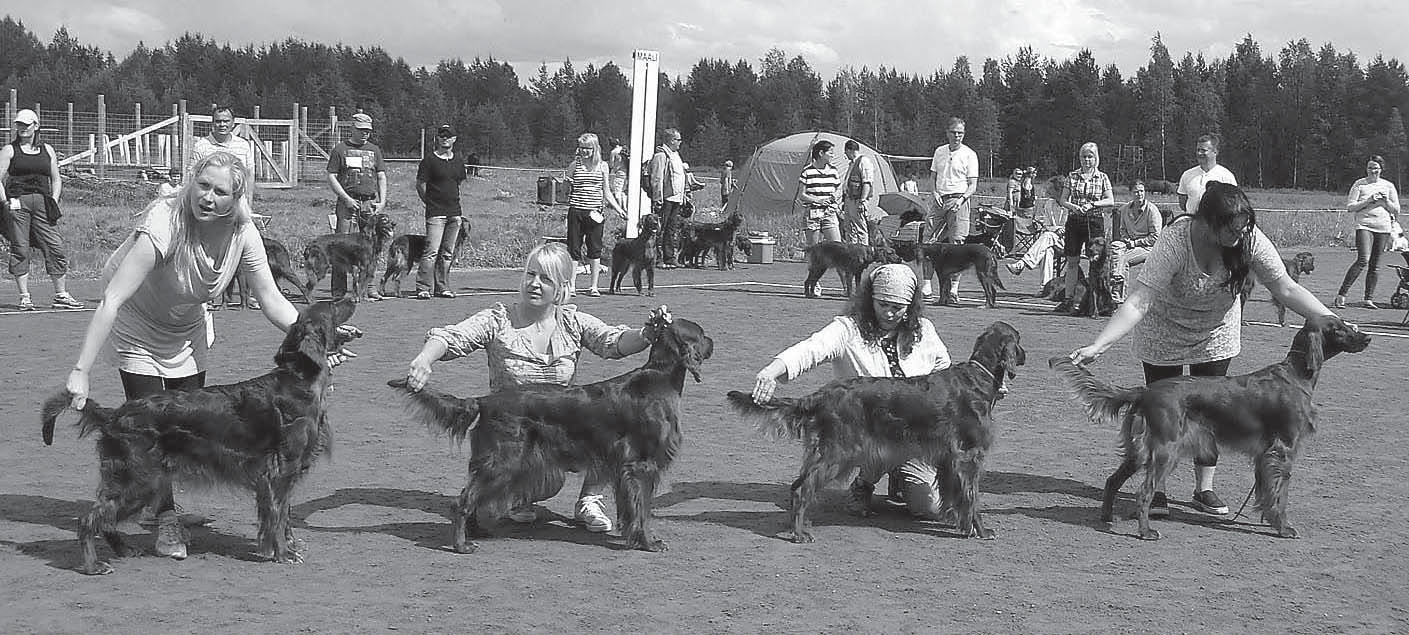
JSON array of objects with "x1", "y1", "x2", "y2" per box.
[
  {"x1": 802, "y1": 241, "x2": 903, "y2": 298},
  {"x1": 681, "y1": 211, "x2": 747, "y2": 270},
  {"x1": 219, "y1": 236, "x2": 303, "y2": 308},
  {"x1": 908, "y1": 243, "x2": 1007, "y2": 308},
  {"x1": 379, "y1": 220, "x2": 473, "y2": 298},
  {"x1": 1049, "y1": 314, "x2": 1369, "y2": 541},
  {"x1": 1241, "y1": 251, "x2": 1315, "y2": 326},
  {"x1": 609, "y1": 213, "x2": 661, "y2": 296},
  {"x1": 302, "y1": 213, "x2": 396, "y2": 303},
  {"x1": 40, "y1": 299, "x2": 359, "y2": 574}
]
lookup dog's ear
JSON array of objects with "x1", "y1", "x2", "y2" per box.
[
  {"x1": 656, "y1": 319, "x2": 709, "y2": 382},
  {"x1": 275, "y1": 301, "x2": 335, "y2": 377},
  {"x1": 1293, "y1": 316, "x2": 1327, "y2": 376}
]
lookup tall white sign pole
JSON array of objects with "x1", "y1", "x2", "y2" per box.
[{"x1": 627, "y1": 49, "x2": 659, "y2": 238}]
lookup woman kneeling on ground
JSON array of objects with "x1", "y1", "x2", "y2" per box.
[
  {"x1": 403, "y1": 241, "x2": 667, "y2": 533},
  {"x1": 751, "y1": 263, "x2": 952, "y2": 518}
]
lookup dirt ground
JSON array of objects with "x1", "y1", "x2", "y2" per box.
[{"x1": 3, "y1": 247, "x2": 1408, "y2": 635}]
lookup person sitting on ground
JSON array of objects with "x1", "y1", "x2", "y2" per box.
[
  {"x1": 403, "y1": 241, "x2": 668, "y2": 534},
  {"x1": 751, "y1": 263, "x2": 951, "y2": 519}
]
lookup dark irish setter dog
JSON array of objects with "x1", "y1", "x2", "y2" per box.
[
  {"x1": 379, "y1": 220, "x2": 473, "y2": 298},
  {"x1": 41, "y1": 299, "x2": 359, "y2": 574},
  {"x1": 727, "y1": 321, "x2": 1026, "y2": 543},
  {"x1": 302, "y1": 213, "x2": 396, "y2": 303},
  {"x1": 894, "y1": 243, "x2": 1006, "y2": 308},
  {"x1": 388, "y1": 317, "x2": 714, "y2": 554},
  {"x1": 802, "y1": 241, "x2": 903, "y2": 298},
  {"x1": 1049, "y1": 314, "x2": 1370, "y2": 540},
  {"x1": 609, "y1": 213, "x2": 661, "y2": 296},
  {"x1": 680, "y1": 211, "x2": 746, "y2": 270},
  {"x1": 218, "y1": 236, "x2": 304, "y2": 310}
]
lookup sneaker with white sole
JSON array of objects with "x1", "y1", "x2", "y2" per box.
[
  {"x1": 155, "y1": 511, "x2": 188, "y2": 560},
  {"x1": 52, "y1": 292, "x2": 86, "y2": 309},
  {"x1": 17, "y1": 294, "x2": 37, "y2": 311},
  {"x1": 1149, "y1": 491, "x2": 1170, "y2": 518},
  {"x1": 574, "y1": 495, "x2": 613, "y2": 533},
  {"x1": 1191, "y1": 489, "x2": 1229, "y2": 515},
  {"x1": 507, "y1": 504, "x2": 537, "y2": 523}
]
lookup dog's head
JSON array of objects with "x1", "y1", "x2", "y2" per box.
[
  {"x1": 639, "y1": 212, "x2": 662, "y2": 235},
  {"x1": 870, "y1": 243, "x2": 903, "y2": 265},
  {"x1": 275, "y1": 298, "x2": 357, "y2": 378},
  {"x1": 969, "y1": 321, "x2": 1026, "y2": 396},
  {"x1": 725, "y1": 211, "x2": 745, "y2": 229},
  {"x1": 649, "y1": 317, "x2": 713, "y2": 383},
  {"x1": 1294, "y1": 313, "x2": 1370, "y2": 375},
  {"x1": 1292, "y1": 251, "x2": 1315, "y2": 276},
  {"x1": 363, "y1": 213, "x2": 396, "y2": 243}
]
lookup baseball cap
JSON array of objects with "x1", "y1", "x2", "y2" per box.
[
  {"x1": 436, "y1": 124, "x2": 456, "y2": 138},
  {"x1": 351, "y1": 113, "x2": 373, "y2": 129},
  {"x1": 14, "y1": 109, "x2": 39, "y2": 125},
  {"x1": 724, "y1": 160, "x2": 733, "y2": 167}
]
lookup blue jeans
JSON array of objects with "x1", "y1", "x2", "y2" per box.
[
  {"x1": 417, "y1": 215, "x2": 462, "y2": 294},
  {"x1": 1337, "y1": 229, "x2": 1389, "y2": 299}
]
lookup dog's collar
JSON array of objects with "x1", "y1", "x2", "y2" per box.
[
  {"x1": 968, "y1": 359, "x2": 995, "y2": 381},
  {"x1": 968, "y1": 358, "x2": 1009, "y2": 398}
]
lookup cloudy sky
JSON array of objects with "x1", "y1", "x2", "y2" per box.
[{"x1": 13, "y1": 1, "x2": 1408, "y2": 83}]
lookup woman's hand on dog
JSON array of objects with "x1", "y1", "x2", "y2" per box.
[
  {"x1": 1068, "y1": 345, "x2": 1102, "y2": 366},
  {"x1": 641, "y1": 305, "x2": 673, "y2": 342},
  {"x1": 752, "y1": 360, "x2": 787, "y2": 404},
  {"x1": 405, "y1": 356, "x2": 434, "y2": 392},
  {"x1": 67, "y1": 369, "x2": 89, "y2": 409},
  {"x1": 328, "y1": 324, "x2": 364, "y2": 368}
]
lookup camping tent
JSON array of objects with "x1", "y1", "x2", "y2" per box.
[{"x1": 728, "y1": 131, "x2": 899, "y2": 218}]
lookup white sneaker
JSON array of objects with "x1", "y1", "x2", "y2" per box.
[
  {"x1": 574, "y1": 495, "x2": 613, "y2": 533},
  {"x1": 155, "y1": 511, "x2": 188, "y2": 560},
  {"x1": 507, "y1": 504, "x2": 537, "y2": 523}
]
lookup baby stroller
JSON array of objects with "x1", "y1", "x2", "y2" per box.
[
  {"x1": 963, "y1": 204, "x2": 1014, "y2": 258},
  {"x1": 1388, "y1": 252, "x2": 1409, "y2": 317}
]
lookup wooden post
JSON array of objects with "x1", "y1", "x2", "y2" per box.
[
  {"x1": 178, "y1": 99, "x2": 188, "y2": 175},
  {"x1": 134, "y1": 102, "x2": 144, "y2": 164},
  {"x1": 291, "y1": 101, "x2": 300, "y2": 184},
  {"x1": 66, "y1": 103, "x2": 74, "y2": 158},
  {"x1": 96, "y1": 94, "x2": 107, "y2": 178},
  {"x1": 170, "y1": 104, "x2": 178, "y2": 170}
]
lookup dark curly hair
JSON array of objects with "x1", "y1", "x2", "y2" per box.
[
  {"x1": 1196, "y1": 181, "x2": 1257, "y2": 294},
  {"x1": 847, "y1": 264, "x2": 926, "y2": 354}
]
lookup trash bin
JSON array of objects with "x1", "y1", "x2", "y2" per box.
[{"x1": 536, "y1": 176, "x2": 558, "y2": 205}]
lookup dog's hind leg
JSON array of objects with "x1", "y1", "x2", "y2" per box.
[
  {"x1": 1101, "y1": 455, "x2": 1140, "y2": 522},
  {"x1": 803, "y1": 263, "x2": 826, "y2": 298},
  {"x1": 1136, "y1": 451, "x2": 1178, "y2": 540},
  {"x1": 1254, "y1": 439, "x2": 1300, "y2": 538},
  {"x1": 79, "y1": 480, "x2": 145, "y2": 575},
  {"x1": 618, "y1": 461, "x2": 666, "y2": 552},
  {"x1": 787, "y1": 448, "x2": 843, "y2": 543}
]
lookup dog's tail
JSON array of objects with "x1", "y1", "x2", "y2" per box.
[
  {"x1": 725, "y1": 390, "x2": 815, "y2": 440},
  {"x1": 41, "y1": 390, "x2": 117, "y2": 445},
  {"x1": 1047, "y1": 356, "x2": 1143, "y2": 428},
  {"x1": 387, "y1": 379, "x2": 481, "y2": 445}
]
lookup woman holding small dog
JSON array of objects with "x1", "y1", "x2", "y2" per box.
[
  {"x1": 1333, "y1": 154, "x2": 1401, "y2": 310},
  {"x1": 404, "y1": 241, "x2": 668, "y2": 534},
  {"x1": 64, "y1": 150, "x2": 316, "y2": 561},
  {"x1": 1069, "y1": 182, "x2": 1335, "y2": 519},
  {"x1": 565, "y1": 132, "x2": 625, "y2": 297},
  {"x1": 798, "y1": 140, "x2": 843, "y2": 246},
  {"x1": 751, "y1": 263, "x2": 952, "y2": 519}
]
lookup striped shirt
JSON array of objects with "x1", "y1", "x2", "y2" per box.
[
  {"x1": 800, "y1": 163, "x2": 841, "y2": 211},
  {"x1": 568, "y1": 159, "x2": 609, "y2": 210}
]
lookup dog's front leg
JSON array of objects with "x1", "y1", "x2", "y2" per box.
[{"x1": 619, "y1": 463, "x2": 667, "y2": 552}]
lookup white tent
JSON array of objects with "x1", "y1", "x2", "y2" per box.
[{"x1": 728, "y1": 131, "x2": 899, "y2": 217}]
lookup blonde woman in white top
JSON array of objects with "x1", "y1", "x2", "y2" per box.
[{"x1": 1334, "y1": 154, "x2": 1401, "y2": 309}]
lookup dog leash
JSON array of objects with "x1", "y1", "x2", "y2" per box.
[{"x1": 1232, "y1": 485, "x2": 1256, "y2": 521}]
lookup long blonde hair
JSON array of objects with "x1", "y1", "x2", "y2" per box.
[
  {"x1": 169, "y1": 151, "x2": 253, "y2": 296},
  {"x1": 576, "y1": 132, "x2": 603, "y2": 170}
]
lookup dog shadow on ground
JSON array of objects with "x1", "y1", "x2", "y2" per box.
[
  {"x1": 0, "y1": 493, "x2": 293, "y2": 571},
  {"x1": 290, "y1": 486, "x2": 613, "y2": 552}
]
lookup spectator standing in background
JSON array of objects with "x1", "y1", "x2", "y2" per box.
[
  {"x1": 187, "y1": 105, "x2": 256, "y2": 201},
  {"x1": 414, "y1": 124, "x2": 468, "y2": 300},
  {"x1": 649, "y1": 128, "x2": 687, "y2": 268},
  {"x1": 928, "y1": 117, "x2": 979, "y2": 302},
  {"x1": 842, "y1": 140, "x2": 880, "y2": 244},
  {"x1": 721, "y1": 159, "x2": 737, "y2": 207},
  {"x1": 325, "y1": 112, "x2": 388, "y2": 300},
  {"x1": 1333, "y1": 154, "x2": 1401, "y2": 309},
  {"x1": 0, "y1": 108, "x2": 84, "y2": 310},
  {"x1": 1177, "y1": 133, "x2": 1237, "y2": 220}
]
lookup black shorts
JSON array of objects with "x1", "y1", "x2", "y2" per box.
[
  {"x1": 566, "y1": 207, "x2": 604, "y2": 260},
  {"x1": 1063, "y1": 214, "x2": 1105, "y2": 257}
]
